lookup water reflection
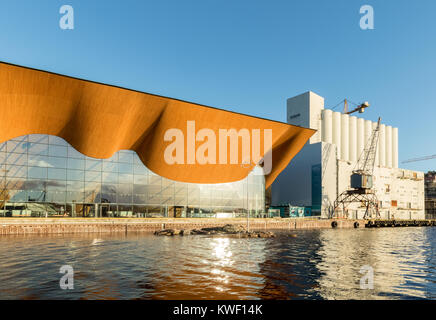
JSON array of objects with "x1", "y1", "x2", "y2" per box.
[
  {"x1": 0, "y1": 228, "x2": 434, "y2": 300},
  {"x1": 313, "y1": 228, "x2": 434, "y2": 299}
]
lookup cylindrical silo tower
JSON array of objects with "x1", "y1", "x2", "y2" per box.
[
  {"x1": 386, "y1": 126, "x2": 393, "y2": 168},
  {"x1": 332, "y1": 112, "x2": 341, "y2": 158},
  {"x1": 349, "y1": 116, "x2": 357, "y2": 162},
  {"x1": 372, "y1": 121, "x2": 379, "y2": 166},
  {"x1": 357, "y1": 118, "x2": 365, "y2": 160},
  {"x1": 364, "y1": 120, "x2": 372, "y2": 149},
  {"x1": 341, "y1": 114, "x2": 349, "y2": 161},
  {"x1": 392, "y1": 127, "x2": 399, "y2": 168},
  {"x1": 379, "y1": 124, "x2": 386, "y2": 167},
  {"x1": 322, "y1": 109, "x2": 333, "y2": 144}
]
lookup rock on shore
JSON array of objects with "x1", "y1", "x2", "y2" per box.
[{"x1": 154, "y1": 224, "x2": 275, "y2": 238}]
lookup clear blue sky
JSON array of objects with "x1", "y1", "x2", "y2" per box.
[{"x1": 1, "y1": 0, "x2": 435, "y2": 172}]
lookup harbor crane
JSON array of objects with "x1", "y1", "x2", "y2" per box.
[
  {"x1": 402, "y1": 154, "x2": 436, "y2": 164},
  {"x1": 343, "y1": 99, "x2": 370, "y2": 114},
  {"x1": 331, "y1": 117, "x2": 382, "y2": 219}
]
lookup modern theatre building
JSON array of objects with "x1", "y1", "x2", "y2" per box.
[{"x1": 0, "y1": 62, "x2": 314, "y2": 218}]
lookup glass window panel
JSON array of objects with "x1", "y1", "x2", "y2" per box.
[
  {"x1": 6, "y1": 153, "x2": 27, "y2": 166},
  {"x1": 147, "y1": 194, "x2": 161, "y2": 205},
  {"x1": 188, "y1": 190, "x2": 200, "y2": 206},
  {"x1": 28, "y1": 135, "x2": 49, "y2": 144},
  {"x1": 66, "y1": 180, "x2": 84, "y2": 191},
  {"x1": 117, "y1": 194, "x2": 133, "y2": 204},
  {"x1": 103, "y1": 161, "x2": 118, "y2": 172},
  {"x1": 133, "y1": 164, "x2": 148, "y2": 175},
  {"x1": 147, "y1": 185, "x2": 161, "y2": 196},
  {"x1": 9, "y1": 190, "x2": 28, "y2": 202},
  {"x1": 200, "y1": 197, "x2": 211, "y2": 208},
  {"x1": 118, "y1": 151, "x2": 134, "y2": 163},
  {"x1": 133, "y1": 194, "x2": 147, "y2": 204},
  {"x1": 47, "y1": 156, "x2": 67, "y2": 168},
  {"x1": 46, "y1": 180, "x2": 66, "y2": 191},
  {"x1": 28, "y1": 155, "x2": 52, "y2": 168},
  {"x1": 101, "y1": 184, "x2": 117, "y2": 194},
  {"x1": 68, "y1": 147, "x2": 85, "y2": 159},
  {"x1": 118, "y1": 173, "x2": 133, "y2": 184},
  {"x1": 149, "y1": 170, "x2": 159, "y2": 177},
  {"x1": 4, "y1": 177, "x2": 21, "y2": 190},
  {"x1": 161, "y1": 197, "x2": 174, "y2": 206},
  {"x1": 5, "y1": 178, "x2": 24, "y2": 191},
  {"x1": 85, "y1": 181, "x2": 101, "y2": 191},
  {"x1": 133, "y1": 153, "x2": 143, "y2": 165},
  {"x1": 175, "y1": 183, "x2": 186, "y2": 195},
  {"x1": 119, "y1": 163, "x2": 133, "y2": 174},
  {"x1": 232, "y1": 197, "x2": 244, "y2": 208},
  {"x1": 67, "y1": 169, "x2": 84, "y2": 181},
  {"x1": 149, "y1": 175, "x2": 161, "y2": 186},
  {"x1": 46, "y1": 191, "x2": 66, "y2": 203},
  {"x1": 85, "y1": 191, "x2": 101, "y2": 203},
  {"x1": 67, "y1": 158, "x2": 85, "y2": 170},
  {"x1": 102, "y1": 172, "x2": 117, "y2": 184},
  {"x1": 27, "y1": 190, "x2": 45, "y2": 201},
  {"x1": 48, "y1": 168, "x2": 67, "y2": 180},
  {"x1": 133, "y1": 184, "x2": 147, "y2": 194},
  {"x1": 200, "y1": 186, "x2": 211, "y2": 197},
  {"x1": 211, "y1": 192, "x2": 223, "y2": 206},
  {"x1": 7, "y1": 140, "x2": 28, "y2": 153},
  {"x1": 27, "y1": 143, "x2": 48, "y2": 155},
  {"x1": 162, "y1": 188, "x2": 174, "y2": 198},
  {"x1": 27, "y1": 167, "x2": 47, "y2": 179},
  {"x1": 174, "y1": 196, "x2": 186, "y2": 207},
  {"x1": 117, "y1": 183, "x2": 133, "y2": 195},
  {"x1": 66, "y1": 191, "x2": 84, "y2": 203},
  {"x1": 85, "y1": 171, "x2": 101, "y2": 182},
  {"x1": 133, "y1": 205, "x2": 148, "y2": 217},
  {"x1": 133, "y1": 175, "x2": 148, "y2": 184},
  {"x1": 222, "y1": 190, "x2": 233, "y2": 199},
  {"x1": 48, "y1": 145, "x2": 68, "y2": 157},
  {"x1": 100, "y1": 193, "x2": 116, "y2": 203},
  {"x1": 118, "y1": 205, "x2": 133, "y2": 216},
  {"x1": 85, "y1": 159, "x2": 102, "y2": 171},
  {"x1": 49, "y1": 135, "x2": 68, "y2": 146}
]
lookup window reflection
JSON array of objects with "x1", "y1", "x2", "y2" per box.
[{"x1": 0, "y1": 134, "x2": 265, "y2": 218}]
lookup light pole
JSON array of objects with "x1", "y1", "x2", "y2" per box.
[{"x1": 246, "y1": 177, "x2": 250, "y2": 232}]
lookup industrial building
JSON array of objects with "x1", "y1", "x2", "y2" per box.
[
  {"x1": 425, "y1": 171, "x2": 436, "y2": 219},
  {"x1": 272, "y1": 91, "x2": 425, "y2": 220}
]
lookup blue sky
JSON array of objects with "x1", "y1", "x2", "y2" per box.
[{"x1": 0, "y1": 0, "x2": 435, "y2": 172}]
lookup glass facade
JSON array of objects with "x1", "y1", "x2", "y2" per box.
[{"x1": 0, "y1": 135, "x2": 265, "y2": 218}]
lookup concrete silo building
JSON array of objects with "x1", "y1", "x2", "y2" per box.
[{"x1": 271, "y1": 91, "x2": 425, "y2": 219}]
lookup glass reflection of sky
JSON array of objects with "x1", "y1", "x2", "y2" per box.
[{"x1": 1, "y1": 134, "x2": 265, "y2": 212}]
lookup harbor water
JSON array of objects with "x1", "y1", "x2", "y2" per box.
[{"x1": 0, "y1": 227, "x2": 434, "y2": 299}]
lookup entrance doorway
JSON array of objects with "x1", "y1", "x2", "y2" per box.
[
  {"x1": 100, "y1": 204, "x2": 110, "y2": 217},
  {"x1": 173, "y1": 206, "x2": 185, "y2": 218}
]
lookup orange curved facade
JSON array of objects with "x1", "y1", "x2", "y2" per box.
[{"x1": 0, "y1": 62, "x2": 315, "y2": 188}]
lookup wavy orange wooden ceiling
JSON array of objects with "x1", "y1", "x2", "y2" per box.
[{"x1": 0, "y1": 62, "x2": 315, "y2": 188}]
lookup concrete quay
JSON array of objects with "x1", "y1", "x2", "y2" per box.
[{"x1": 0, "y1": 218, "x2": 366, "y2": 235}]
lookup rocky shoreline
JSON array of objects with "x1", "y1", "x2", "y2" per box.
[{"x1": 154, "y1": 224, "x2": 276, "y2": 238}]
